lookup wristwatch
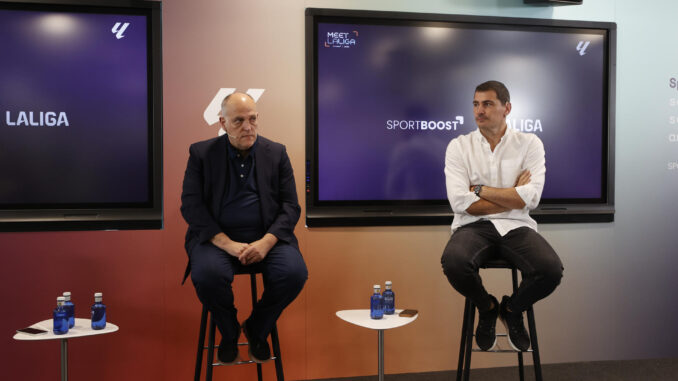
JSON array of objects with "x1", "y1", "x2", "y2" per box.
[{"x1": 473, "y1": 184, "x2": 483, "y2": 197}]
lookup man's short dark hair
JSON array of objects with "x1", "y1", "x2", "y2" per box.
[{"x1": 475, "y1": 80, "x2": 510, "y2": 105}]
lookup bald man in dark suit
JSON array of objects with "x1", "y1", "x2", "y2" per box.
[{"x1": 181, "y1": 93, "x2": 307, "y2": 364}]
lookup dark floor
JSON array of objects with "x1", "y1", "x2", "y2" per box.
[{"x1": 307, "y1": 357, "x2": 678, "y2": 381}]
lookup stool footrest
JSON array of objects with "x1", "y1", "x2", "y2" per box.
[
  {"x1": 212, "y1": 356, "x2": 278, "y2": 366},
  {"x1": 203, "y1": 341, "x2": 265, "y2": 349},
  {"x1": 469, "y1": 333, "x2": 534, "y2": 353},
  {"x1": 472, "y1": 348, "x2": 533, "y2": 353}
]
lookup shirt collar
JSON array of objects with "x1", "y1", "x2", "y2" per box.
[
  {"x1": 226, "y1": 136, "x2": 259, "y2": 160},
  {"x1": 473, "y1": 124, "x2": 514, "y2": 144}
]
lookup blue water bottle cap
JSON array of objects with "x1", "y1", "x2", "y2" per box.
[
  {"x1": 57, "y1": 296, "x2": 65, "y2": 305},
  {"x1": 63, "y1": 292, "x2": 71, "y2": 300}
]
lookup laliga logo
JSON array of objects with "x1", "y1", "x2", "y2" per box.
[
  {"x1": 112, "y1": 22, "x2": 130, "y2": 39},
  {"x1": 203, "y1": 88, "x2": 265, "y2": 136},
  {"x1": 324, "y1": 30, "x2": 358, "y2": 48}
]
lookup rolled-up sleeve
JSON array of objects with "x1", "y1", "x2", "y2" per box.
[
  {"x1": 514, "y1": 135, "x2": 545, "y2": 210},
  {"x1": 445, "y1": 139, "x2": 479, "y2": 213}
]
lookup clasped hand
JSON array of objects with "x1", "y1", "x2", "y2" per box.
[
  {"x1": 225, "y1": 239, "x2": 272, "y2": 266},
  {"x1": 211, "y1": 232, "x2": 277, "y2": 266}
]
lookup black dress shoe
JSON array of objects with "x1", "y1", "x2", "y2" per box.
[
  {"x1": 217, "y1": 322, "x2": 241, "y2": 364},
  {"x1": 217, "y1": 337, "x2": 239, "y2": 365},
  {"x1": 243, "y1": 320, "x2": 271, "y2": 363}
]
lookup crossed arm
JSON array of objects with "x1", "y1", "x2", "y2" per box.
[{"x1": 465, "y1": 170, "x2": 531, "y2": 216}]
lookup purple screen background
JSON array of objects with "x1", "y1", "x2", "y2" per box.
[
  {"x1": 0, "y1": 9, "x2": 149, "y2": 205},
  {"x1": 316, "y1": 22, "x2": 605, "y2": 202}
]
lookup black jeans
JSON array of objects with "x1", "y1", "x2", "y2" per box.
[
  {"x1": 441, "y1": 221, "x2": 563, "y2": 313},
  {"x1": 190, "y1": 241, "x2": 308, "y2": 342}
]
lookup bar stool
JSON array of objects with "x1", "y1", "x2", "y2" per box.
[
  {"x1": 194, "y1": 268, "x2": 284, "y2": 381},
  {"x1": 456, "y1": 258, "x2": 543, "y2": 381}
]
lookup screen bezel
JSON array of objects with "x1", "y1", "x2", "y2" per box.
[
  {"x1": 0, "y1": 0, "x2": 162, "y2": 231},
  {"x1": 305, "y1": 8, "x2": 615, "y2": 227}
]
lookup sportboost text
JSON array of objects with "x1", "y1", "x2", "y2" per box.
[{"x1": 386, "y1": 118, "x2": 543, "y2": 132}]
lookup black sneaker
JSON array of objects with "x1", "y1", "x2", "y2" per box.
[
  {"x1": 475, "y1": 295, "x2": 499, "y2": 351},
  {"x1": 243, "y1": 320, "x2": 271, "y2": 363},
  {"x1": 499, "y1": 296, "x2": 530, "y2": 352}
]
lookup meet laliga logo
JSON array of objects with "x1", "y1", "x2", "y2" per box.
[
  {"x1": 324, "y1": 30, "x2": 358, "y2": 48},
  {"x1": 4, "y1": 110, "x2": 69, "y2": 127}
]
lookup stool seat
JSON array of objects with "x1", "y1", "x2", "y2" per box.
[
  {"x1": 479, "y1": 258, "x2": 515, "y2": 269},
  {"x1": 194, "y1": 269, "x2": 284, "y2": 381},
  {"x1": 456, "y1": 259, "x2": 543, "y2": 381}
]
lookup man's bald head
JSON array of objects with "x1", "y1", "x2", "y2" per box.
[
  {"x1": 220, "y1": 92, "x2": 256, "y2": 117},
  {"x1": 219, "y1": 92, "x2": 259, "y2": 152}
]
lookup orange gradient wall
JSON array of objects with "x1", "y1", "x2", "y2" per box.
[{"x1": 3, "y1": 1, "x2": 678, "y2": 380}]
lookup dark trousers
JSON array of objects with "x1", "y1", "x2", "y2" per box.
[
  {"x1": 190, "y1": 241, "x2": 308, "y2": 342},
  {"x1": 441, "y1": 221, "x2": 563, "y2": 312}
]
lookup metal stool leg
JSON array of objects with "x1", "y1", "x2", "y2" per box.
[
  {"x1": 271, "y1": 325, "x2": 285, "y2": 381},
  {"x1": 511, "y1": 268, "x2": 525, "y2": 381},
  {"x1": 249, "y1": 274, "x2": 264, "y2": 381},
  {"x1": 206, "y1": 315, "x2": 217, "y2": 381},
  {"x1": 527, "y1": 307, "x2": 543, "y2": 381},
  {"x1": 249, "y1": 272, "x2": 285, "y2": 381},
  {"x1": 195, "y1": 304, "x2": 209, "y2": 381},
  {"x1": 463, "y1": 301, "x2": 475, "y2": 381},
  {"x1": 456, "y1": 299, "x2": 471, "y2": 381}
]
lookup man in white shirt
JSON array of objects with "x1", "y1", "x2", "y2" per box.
[{"x1": 441, "y1": 81, "x2": 563, "y2": 352}]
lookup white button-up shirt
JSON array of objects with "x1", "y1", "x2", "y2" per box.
[{"x1": 444, "y1": 127, "x2": 545, "y2": 235}]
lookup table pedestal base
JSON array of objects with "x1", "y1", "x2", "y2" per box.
[
  {"x1": 61, "y1": 338, "x2": 68, "y2": 381},
  {"x1": 377, "y1": 330, "x2": 384, "y2": 381}
]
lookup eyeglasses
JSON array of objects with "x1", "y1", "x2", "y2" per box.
[{"x1": 229, "y1": 114, "x2": 258, "y2": 128}]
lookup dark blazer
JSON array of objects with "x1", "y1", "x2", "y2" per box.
[{"x1": 180, "y1": 135, "x2": 300, "y2": 283}]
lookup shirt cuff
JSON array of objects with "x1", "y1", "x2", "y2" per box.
[
  {"x1": 515, "y1": 185, "x2": 536, "y2": 209},
  {"x1": 454, "y1": 192, "x2": 481, "y2": 213}
]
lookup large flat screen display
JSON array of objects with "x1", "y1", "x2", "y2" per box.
[
  {"x1": 0, "y1": 0, "x2": 162, "y2": 231},
  {"x1": 306, "y1": 8, "x2": 615, "y2": 226}
]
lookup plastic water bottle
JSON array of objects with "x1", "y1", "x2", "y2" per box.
[
  {"x1": 382, "y1": 281, "x2": 395, "y2": 315},
  {"x1": 63, "y1": 292, "x2": 75, "y2": 328},
  {"x1": 53, "y1": 296, "x2": 69, "y2": 334},
  {"x1": 370, "y1": 285, "x2": 384, "y2": 319},
  {"x1": 91, "y1": 292, "x2": 106, "y2": 330}
]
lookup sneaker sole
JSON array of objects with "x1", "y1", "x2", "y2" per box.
[
  {"x1": 476, "y1": 336, "x2": 497, "y2": 351},
  {"x1": 499, "y1": 316, "x2": 528, "y2": 352}
]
